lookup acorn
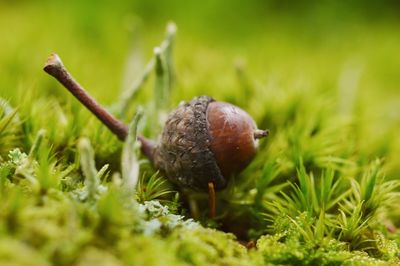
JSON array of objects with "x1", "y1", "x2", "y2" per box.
[
  {"x1": 151, "y1": 95, "x2": 268, "y2": 191},
  {"x1": 43, "y1": 54, "x2": 268, "y2": 208}
]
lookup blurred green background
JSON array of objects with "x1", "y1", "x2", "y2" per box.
[
  {"x1": 2, "y1": 2, "x2": 400, "y2": 264},
  {"x1": 0, "y1": 0, "x2": 399, "y2": 174},
  {"x1": 1, "y1": 0, "x2": 399, "y2": 100}
]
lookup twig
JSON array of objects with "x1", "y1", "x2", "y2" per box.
[
  {"x1": 43, "y1": 53, "x2": 155, "y2": 161},
  {"x1": 137, "y1": 135, "x2": 156, "y2": 162},
  {"x1": 44, "y1": 54, "x2": 128, "y2": 141}
]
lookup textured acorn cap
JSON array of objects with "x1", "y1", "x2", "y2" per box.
[{"x1": 154, "y1": 96, "x2": 227, "y2": 191}]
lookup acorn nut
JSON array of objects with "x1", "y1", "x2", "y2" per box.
[{"x1": 151, "y1": 96, "x2": 268, "y2": 191}]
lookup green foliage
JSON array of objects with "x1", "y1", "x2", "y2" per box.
[
  {"x1": 170, "y1": 228, "x2": 252, "y2": 266},
  {"x1": 1, "y1": 1, "x2": 400, "y2": 265},
  {"x1": 0, "y1": 99, "x2": 21, "y2": 159},
  {"x1": 257, "y1": 214, "x2": 400, "y2": 266},
  {"x1": 136, "y1": 171, "x2": 176, "y2": 204}
]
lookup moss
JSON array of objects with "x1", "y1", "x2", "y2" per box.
[
  {"x1": 117, "y1": 235, "x2": 184, "y2": 266},
  {"x1": 74, "y1": 247, "x2": 124, "y2": 266},
  {"x1": 256, "y1": 214, "x2": 400, "y2": 266},
  {"x1": 0, "y1": 238, "x2": 49, "y2": 266},
  {"x1": 1, "y1": 2, "x2": 400, "y2": 264},
  {"x1": 170, "y1": 227, "x2": 252, "y2": 266}
]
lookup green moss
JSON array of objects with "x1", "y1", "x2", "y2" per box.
[
  {"x1": 256, "y1": 214, "x2": 400, "y2": 266},
  {"x1": 170, "y1": 228, "x2": 251, "y2": 266},
  {"x1": 0, "y1": 238, "x2": 49, "y2": 266},
  {"x1": 1, "y1": 2, "x2": 400, "y2": 265},
  {"x1": 117, "y1": 235, "x2": 184, "y2": 266}
]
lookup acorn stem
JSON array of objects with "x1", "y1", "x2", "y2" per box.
[
  {"x1": 254, "y1": 129, "x2": 269, "y2": 139},
  {"x1": 44, "y1": 53, "x2": 128, "y2": 141},
  {"x1": 43, "y1": 53, "x2": 155, "y2": 161},
  {"x1": 137, "y1": 135, "x2": 156, "y2": 162},
  {"x1": 208, "y1": 182, "x2": 216, "y2": 218}
]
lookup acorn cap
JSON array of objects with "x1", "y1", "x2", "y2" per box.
[{"x1": 154, "y1": 96, "x2": 227, "y2": 190}]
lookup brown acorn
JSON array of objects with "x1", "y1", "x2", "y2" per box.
[
  {"x1": 43, "y1": 54, "x2": 268, "y2": 193},
  {"x1": 151, "y1": 96, "x2": 268, "y2": 191}
]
